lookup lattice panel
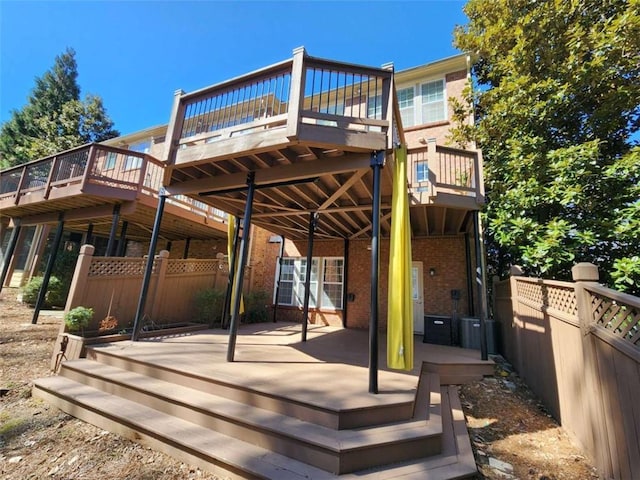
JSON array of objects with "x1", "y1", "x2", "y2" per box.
[
  {"x1": 89, "y1": 258, "x2": 154, "y2": 277},
  {"x1": 591, "y1": 293, "x2": 640, "y2": 346},
  {"x1": 166, "y1": 259, "x2": 223, "y2": 275},
  {"x1": 515, "y1": 280, "x2": 577, "y2": 315}
]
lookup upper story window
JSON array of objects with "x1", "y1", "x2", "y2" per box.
[
  {"x1": 421, "y1": 80, "x2": 446, "y2": 123},
  {"x1": 367, "y1": 95, "x2": 382, "y2": 119},
  {"x1": 397, "y1": 79, "x2": 447, "y2": 127},
  {"x1": 398, "y1": 87, "x2": 415, "y2": 127},
  {"x1": 124, "y1": 140, "x2": 150, "y2": 170},
  {"x1": 104, "y1": 152, "x2": 117, "y2": 170}
]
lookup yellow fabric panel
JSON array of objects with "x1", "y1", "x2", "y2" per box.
[
  {"x1": 387, "y1": 146, "x2": 414, "y2": 370},
  {"x1": 227, "y1": 217, "x2": 245, "y2": 315}
]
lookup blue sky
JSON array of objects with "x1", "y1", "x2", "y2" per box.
[{"x1": 1, "y1": 1, "x2": 468, "y2": 136}]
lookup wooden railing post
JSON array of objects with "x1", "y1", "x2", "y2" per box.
[
  {"x1": 151, "y1": 250, "x2": 170, "y2": 321},
  {"x1": 286, "y1": 46, "x2": 306, "y2": 140},
  {"x1": 475, "y1": 148, "x2": 485, "y2": 204},
  {"x1": 80, "y1": 145, "x2": 97, "y2": 192},
  {"x1": 572, "y1": 262, "x2": 599, "y2": 335},
  {"x1": 427, "y1": 138, "x2": 439, "y2": 197},
  {"x1": 63, "y1": 244, "x2": 96, "y2": 331},
  {"x1": 163, "y1": 89, "x2": 186, "y2": 166},
  {"x1": 14, "y1": 165, "x2": 28, "y2": 205},
  {"x1": 44, "y1": 156, "x2": 58, "y2": 199}
]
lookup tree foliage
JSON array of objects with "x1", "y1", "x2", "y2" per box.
[
  {"x1": 454, "y1": 0, "x2": 640, "y2": 293},
  {"x1": 0, "y1": 48, "x2": 118, "y2": 168}
]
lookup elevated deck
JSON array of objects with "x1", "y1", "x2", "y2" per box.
[
  {"x1": 160, "y1": 48, "x2": 484, "y2": 239},
  {"x1": 0, "y1": 144, "x2": 227, "y2": 240}
]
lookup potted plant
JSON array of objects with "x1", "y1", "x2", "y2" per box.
[{"x1": 64, "y1": 306, "x2": 94, "y2": 334}]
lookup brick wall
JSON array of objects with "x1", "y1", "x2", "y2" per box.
[
  {"x1": 249, "y1": 228, "x2": 474, "y2": 331},
  {"x1": 124, "y1": 238, "x2": 225, "y2": 259}
]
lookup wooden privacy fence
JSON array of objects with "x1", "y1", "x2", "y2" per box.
[
  {"x1": 64, "y1": 244, "x2": 251, "y2": 332},
  {"x1": 493, "y1": 263, "x2": 640, "y2": 480}
]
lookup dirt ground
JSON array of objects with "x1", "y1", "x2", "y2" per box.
[{"x1": 1, "y1": 287, "x2": 598, "y2": 479}]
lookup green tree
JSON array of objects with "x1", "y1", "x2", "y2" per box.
[
  {"x1": 454, "y1": 0, "x2": 640, "y2": 293},
  {"x1": 0, "y1": 48, "x2": 118, "y2": 168}
]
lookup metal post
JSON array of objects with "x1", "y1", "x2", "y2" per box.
[
  {"x1": 272, "y1": 236, "x2": 285, "y2": 323},
  {"x1": 85, "y1": 223, "x2": 94, "y2": 245},
  {"x1": 32, "y1": 214, "x2": 64, "y2": 324},
  {"x1": 105, "y1": 204, "x2": 121, "y2": 256},
  {"x1": 369, "y1": 151, "x2": 384, "y2": 394},
  {"x1": 221, "y1": 217, "x2": 241, "y2": 329},
  {"x1": 183, "y1": 237, "x2": 191, "y2": 259},
  {"x1": 227, "y1": 172, "x2": 256, "y2": 362},
  {"x1": 301, "y1": 213, "x2": 317, "y2": 342},
  {"x1": 342, "y1": 238, "x2": 349, "y2": 328},
  {"x1": 465, "y1": 232, "x2": 474, "y2": 316},
  {"x1": 473, "y1": 211, "x2": 488, "y2": 360},
  {"x1": 0, "y1": 220, "x2": 22, "y2": 293},
  {"x1": 116, "y1": 221, "x2": 128, "y2": 257},
  {"x1": 132, "y1": 191, "x2": 167, "y2": 341}
]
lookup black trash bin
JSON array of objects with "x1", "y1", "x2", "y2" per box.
[{"x1": 423, "y1": 315, "x2": 452, "y2": 345}]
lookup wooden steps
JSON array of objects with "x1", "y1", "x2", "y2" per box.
[{"x1": 32, "y1": 337, "x2": 481, "y2": 479}]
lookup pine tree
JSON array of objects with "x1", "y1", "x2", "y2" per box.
[{"x1": 0, "y1": 48, "x2": 119, "y2": 168}]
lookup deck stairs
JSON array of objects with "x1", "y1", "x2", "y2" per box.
[{"x1": 33, "y1": 344, "x2": 482, "y2": 480}]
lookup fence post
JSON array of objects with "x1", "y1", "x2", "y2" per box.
[
  {"x1": 63, "y1": 245, "x2": 96, "y2": 331},
  {"x1": 508, "y1": 265, "x2": 525, "y2": 375},
  {"x1": 571, "y1": 262, "x2": 611, "y2": 478},
  {"x1": 151, "y1": 250, "x2": 170, "y2": 321},
  {"x1": 427, "y1": 138, "x2": 439, "y2": 197}
]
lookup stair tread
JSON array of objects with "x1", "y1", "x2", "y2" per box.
[
  {"x1": 34, "y1": 376, "x2": 333, "y2": 480},
  {"x1": 33, "y1": 376, "x2": 477, "y2": 479},
  {"x1": 59, "y1": 359, "x2": 440, "y2": 451}
]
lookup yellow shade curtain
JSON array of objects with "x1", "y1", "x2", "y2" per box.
[
  {"x1": 387, "y1": 146, "x2": 413, "y2": 370},
  {"x1": 228, "y1": 216, "x2": 244, "y2": 315}
]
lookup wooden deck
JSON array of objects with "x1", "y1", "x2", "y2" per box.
[{"x1": 34, "y1": 322, "x2": 493, "y2": 479}]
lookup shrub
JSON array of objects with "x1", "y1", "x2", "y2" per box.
[
  {"x1": 193, "y1": 288, "x2": 225, "y2": 326},
  {"x1": 21, "y1": 276, "x2": 65, "y2": 308},
  {"x1": 243, "y1": 290, "x2": 270, "y2": 324},
  {"x1": 64, "y1": 306, "x2": 93, "y2": 333}
]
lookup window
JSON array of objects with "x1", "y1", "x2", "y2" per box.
[
  {"x1": 367, "y1": 95, "x2": 382, "y2": 119},
  {"x1": 322, "y1": 258, "x2": 344, "y2": 309},
  {"x1": 416, "y1": 162, "x2": 429, "y2": 182},
  {"x1": 397, "y1": 87, "x2": 415, "y2": 127},
  {"x1": 124, "y1": 140, "x2": 150, "y2": 170},
  {"x1": 104, "y1": 152, "x2": 117, "y2": 170},
  {"x1": 275, "y1": 256, "x2": 344, "y2": 310},
  {"x1": 421, "y1": 80, "x2": 445, "y2": 123},
  {"x1": 397, "y1": 79, "x2": 447, "y2": 127}
]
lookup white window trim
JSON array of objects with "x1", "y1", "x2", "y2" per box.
[
  {"x1": 397, "y1": 77, "x2": 447, "y2": 127},
  {"x1": 274, "y1": 256, "x2": 344, "y2": 311}
]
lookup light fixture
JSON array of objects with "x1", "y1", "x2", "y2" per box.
[{"x1": 429, "y1": 267, "x2": 436, "y2": 277}]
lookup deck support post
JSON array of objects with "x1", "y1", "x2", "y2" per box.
[
  {"x1": 227, "y1": 173, "x2": 256, "y2": 362},
  {"x1": 272, "y1": 236, "x2": 285, "y2": 323},
  {"x1": 464, "y1": 232, "x2": 474, "y2": 316},
  {"x1": 183, "y1": 237, "x2": 191, "y2": 259},
  {"x1": 222, "y1": 217, "x2": 241, "y2": 329},
  {"x1": 0, "y1": 219, "x2": 22, "y2": 293},
  {"x1": 105, "y1": 204, "x2": 121, "y2": 257},
  {"x1": 301, "y1": 213, "x2": 318, "y2": 342},
  {"x1": 85, "y1": 223, "x2": 94, "y2": 245},
  {"x1": 473, "y1": 211, "x2": 488, "y2": 360},
  {"x1": 132, "y1": 190, "x2": 167, "y2": 341},
  {"x1": 32, "y1": 214, "x2": 64, "y2": 324},
  {"x1": 369, "y1": 151, "x2": 384, "y2": 394},
  {"x1": 116, "y1": 221, "x2": 128, "y2": 257},
  {"x1": 342, "y1": 238, "x2": 349, "y2": 328}
]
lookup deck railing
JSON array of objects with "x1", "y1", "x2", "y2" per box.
[
  {"x1": 164, "y1": 48, "x2": 393, "y2": 163},
  {"x1": 408, "y1": 140, "x2": 484, "y2": 203},
  {"x1": 0, "y1": 144, "x2": 227, "y2": 224}
]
